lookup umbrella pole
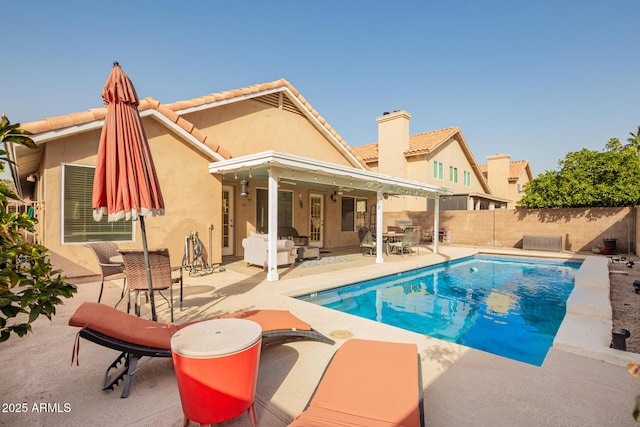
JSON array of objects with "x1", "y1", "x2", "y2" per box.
[{"x1": 139, "y1": 216, "x2": 157, "y2": 321}]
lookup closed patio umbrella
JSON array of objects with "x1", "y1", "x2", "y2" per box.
[{"x1": 92, "y1": 61, "x2": 165, "y2": 321}]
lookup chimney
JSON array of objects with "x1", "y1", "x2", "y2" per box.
[
  {"x1": 486, "y1": 154, "x2": 510, "y2": 198},
  {"x1": 376, "y1": 110, "x2": 411, "y2": 178}
]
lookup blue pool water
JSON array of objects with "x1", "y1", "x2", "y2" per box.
[{"x1": 299, "y1": 255, "x2": 580, "y2": 366}]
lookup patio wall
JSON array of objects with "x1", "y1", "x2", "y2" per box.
[{"x1": 384, "y1": 206, "x2": 637, "y2": 254}]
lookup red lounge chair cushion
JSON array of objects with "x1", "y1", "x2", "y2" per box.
[
  {"x1": 290, "y1": 339, "x2": 421, "y2": 427},
  {"x1": 218, "y1": 309, "x2": 312, "y2": 333},
  {"x1": 69, "y1": 303, "x2": 314, "y2": 350},
  {"x1": 69, "y1": 302, "x2": 177, "y2": 349}
]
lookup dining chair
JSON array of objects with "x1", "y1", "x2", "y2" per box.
[
  {"x1": 119, "y1": 248, "x2": 182, "y2": 322},
  {"x1": 359, "y1": 229, "x2": 376, "y2": 256},
  {"x1": 390, "y1": 229, "x2": 415, "y2": 256},
  {"x1": 85, "y1": 242, "x2": 126, "y2": 303}
]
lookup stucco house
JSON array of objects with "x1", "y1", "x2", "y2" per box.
[
  {"x1": 7, "y1": 79, "x2": 452, "y2": 281},
  {"x1": 477, "y1": 155, "x2": 533, "y2": 208},
  {"x1": 352, "y1": 110, "x2": 512, "y2": 212}
]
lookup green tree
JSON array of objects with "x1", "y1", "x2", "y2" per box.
[
  {"x1": 627, "y1": 125, "x2": 640, "y2": 154},
  {"x1": 0, "y1": 113, "x2": 77, "y2": 342},
  {"x1": 519, "y1": 137, "x2": 640, "y2": 208}
]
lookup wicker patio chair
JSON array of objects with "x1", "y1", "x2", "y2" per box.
[
  {"x1": 119, "y1": 248, "x2": 182, "y2": 322},
  {"x1": 359, "y1": 229, "x2": 376, "y2": 256},
  {"x1": 389, "y1": 229, "x2": 416, "y2": 256},
  {"x1": 85, "y1": 242, "x2": 126, "y2": 303}
]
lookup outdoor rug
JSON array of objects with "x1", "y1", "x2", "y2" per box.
[{"x1": 298, "y1": 256, "x2": 352, "y2": 268}]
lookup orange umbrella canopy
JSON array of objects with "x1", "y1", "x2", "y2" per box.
[{"x1": 92, "y1": 62, "x2": 165, "y2": 221}]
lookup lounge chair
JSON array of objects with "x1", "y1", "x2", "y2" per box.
[
  {"x1": 69, "y1": 302, "x2": 335, "y2": 398},
  {"x1": 289, "y1": 338, "x2": 424, "y2": 427}
]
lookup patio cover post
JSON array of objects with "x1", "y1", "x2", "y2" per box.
[
  {"x1": 433, "y1": 196, "x2": 440, "y2": 254},
  {"x1": 376, "y1": 190, "x2": 384, "y2": 264},
  {"x1": 267, "y1": 168, "x2": 279, "y2": 282}
]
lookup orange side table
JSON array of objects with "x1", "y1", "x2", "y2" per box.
[{"x1": 171, "y1": 319, "x2": 262, "y2": 427}]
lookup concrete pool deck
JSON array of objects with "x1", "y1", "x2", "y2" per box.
[{"x1": 1, "y1": 245, "x2": 639, "y2": 426}]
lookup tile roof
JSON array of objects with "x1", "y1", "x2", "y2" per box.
[
  {"x1": 352, "y1": 126, "x2": 461, "y2": 161},
  {"x1": 20, "y1": 78, "x2": 368, "y2": 168},
  {"x1": 405, "y1": 127, "x2": 461, "y2": 156},
  {"x1": 477, "y1": 164, "x2": 488, "y2": 179},
  {"x1": 508, "y1": 160, "x2": 530, "y2": 180},
  {"x1": 477, "y1": 160, "x2": 531, "y2": 181}
]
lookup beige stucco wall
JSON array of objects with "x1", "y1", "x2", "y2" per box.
[
  {"x1": 230, "y1": 182, "x2": 376, "y2": 255},
  {"x1": 509, "y1": 173, "x2": 529, "y2": 207},
  {"x1": 183, "y1": 100, "x2": 355, "y2": 167},
  {"x1": 39, "y1": 116, "x2": 222, "y2": 274},
  {"x1": 486, "y1": 154, "x2": 510, "y2": 198},
  {"x1": 399, "y1": 139, "x2": 482, "y2": 212},
  {"x1": 384, "y1": 207, "x2": 636, "y2": 253},
  {"x1": 376, "y1": 111, "x2": 410, "y2": 179}
]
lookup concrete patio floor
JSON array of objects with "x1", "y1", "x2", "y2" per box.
[{"x1": 1, "y1": 245, "x2": 640, "y2": 426}]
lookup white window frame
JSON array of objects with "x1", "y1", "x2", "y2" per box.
[
  {"x1": 61, "y1": 163, "x2": 134, "y2": 244},
  {"x1": 433, "y1": 161, "x2": 444, "y2": 180},
  {"x1": 341, "y1": 196, "x2": 368, "y2": 232},
  {"x1": 256, "y1": 187, "x2": 294, "y2": 232}
]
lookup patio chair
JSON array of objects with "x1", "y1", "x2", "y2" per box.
[
  {"x1": 412, "y1": 228, "x2": 422, "y2": 254},
  {"x1": 359, "y1": 229, "x2": 376, "y2": 256},
  {"x1": 278, "y1": 226, "x2": 310, "y2": 246},
  {"x1": 68, "y1": 302, "x2": 335, "y2": 398},
  {"x1": 119, "y1": 248, "x2": 182, "y2": 323},
  {"x1": 288, "y1": 338, "x2": 424, "y2": 427},
  {"x1": 85, "y1": 242, "x2": 126, "y2": 303},
  {"x1": 389, "y1": 229, "x2": 416, "y2": 256}
]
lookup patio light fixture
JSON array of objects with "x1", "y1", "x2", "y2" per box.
[{"x1": 240, "y1": 179, "x2": 249, "y2": 197}]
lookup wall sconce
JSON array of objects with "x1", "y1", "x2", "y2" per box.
[
  {"x1": 240, "y1": 179, "x2": 249, "y2": 197},
  {"x1": 330, "y1": 191, "x2": 338, "y2": 203},
  {"x1": 27, "y1": 173, "x2": 38, "y2": 182}
]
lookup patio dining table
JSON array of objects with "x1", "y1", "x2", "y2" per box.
[{"x1": 382, "y1": 232, "x2": 403, "y2": 255}]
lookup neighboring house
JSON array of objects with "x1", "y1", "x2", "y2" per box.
[
  {"x1": 7, "y1": 79, "x2": 451, "y2": 281},
  {"x1": 352, "y1": 110, "x2": 511, "y2": 212},
  {"x1": 477, "y1": 155, "x2": 533, "y2": 208}
]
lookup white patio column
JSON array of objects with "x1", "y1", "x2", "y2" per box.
[
  {"x1": 267, "y1": 168, "x2": 279, "y2": 282},
  {"x1": 433, "y1": 196, "x2": 440, "y2": 254},
  {"x1": 376, "y1": 190, "x2": 384, "y2": 264}
]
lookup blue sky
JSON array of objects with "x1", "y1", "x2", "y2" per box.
[{"x1": 2, "y1": 1, "x2": 639, "y2": 176}]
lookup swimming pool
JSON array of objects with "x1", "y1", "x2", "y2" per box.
[{"x1": 298, "y1": 255, "x2": 580, "y2": 366}]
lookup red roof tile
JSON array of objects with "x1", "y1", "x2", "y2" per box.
[
  {"x1": 477, "y1": 160, "x2": 531, "y2": 181},
  {"x1": 20, "y1": 78, "x2": 369, "y2": 168},
  {"x1": 353, "y1": 127, "x2": 461, "y2": 161}
]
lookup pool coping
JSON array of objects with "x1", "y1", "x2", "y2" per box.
[{"x1": 553, "y1": 255, "x2": 640, "y2": 366}]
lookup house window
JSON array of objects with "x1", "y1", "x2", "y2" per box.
[
  {"x1": 449, "y1": 166, "x2": 458, "y2": 183},
  {"x1": 62, "y1": 164, "x2": 133, "y2": 243},
  {"x1": 256, "y1": 188, "x2": 293, "y2": 232},
  {"x1": 433, "y1": 161, "x2": 443, "y2": 180},
  {"x1": 464, "y1": 171, "x2": 471, "y2": 186},
  {"x1": 341, "y1": 197, "x2": 368, "y2": 231},
  {"x1": 517, "y1": 183, "x2": 522, "y2": 193}
]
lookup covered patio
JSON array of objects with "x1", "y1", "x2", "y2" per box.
[{"x1": 209, "y1": 150, "x2": 453, "y2": 281}]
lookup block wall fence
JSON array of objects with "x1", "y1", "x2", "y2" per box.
[{"x1": 384, "y1": 206, "x2": 638, "y2": 255}]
